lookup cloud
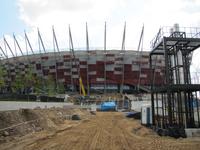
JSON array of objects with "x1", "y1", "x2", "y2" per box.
[
  {"x1": 2, "y1": 0, "x2": 200, "y2": 52},
  {"x1": 18, "y1": 0, "x2": 94, "y2": 25},
  {"x1": 16, "y1": 0, "x2": 133, "y2": 50},
  {"x1": 181, "y1": 1, "x2": 200, "y2": 14}
]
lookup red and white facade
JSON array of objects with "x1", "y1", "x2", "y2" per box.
[{"x1": 3, "y1": 50, "x2": 164, "y2": 91}]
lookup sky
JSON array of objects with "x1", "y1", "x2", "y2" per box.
[{"x1": 0, "y1": 0, "x2": 200, "y2": 79}]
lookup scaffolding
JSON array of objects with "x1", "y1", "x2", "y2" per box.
[{"x1": 150, "y1": 25, "x2": 200, "y2": 136}]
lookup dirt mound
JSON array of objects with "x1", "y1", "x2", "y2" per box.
[
  {"x1": 0, "y1": 107, "x2": 89, "y2": 143},
  {"x1": 0, "y1": 109, "x2": 38, "y2": 129}
]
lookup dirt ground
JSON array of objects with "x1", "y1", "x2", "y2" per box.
[{"x1": 1, "y1": 111, "x2": 200, "y2": 150}]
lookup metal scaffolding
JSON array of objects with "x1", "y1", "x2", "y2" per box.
[{"x1": 150, "y1": 25, "x2": 200, "y2": 136}]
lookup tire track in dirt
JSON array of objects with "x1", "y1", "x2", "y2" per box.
[{"x1": 2, "y1": 112, "x2": 200, "y2": 150}]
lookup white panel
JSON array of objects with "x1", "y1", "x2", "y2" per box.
[
  {"x1": 140, "y1": 74, "x2": 147, "y2": 78},
  {"x1": 63, "y1": 65, "x2": 71, "y2": 69},
  {"x1": 64, "y1": 62, "x2": 71, "y2": 66},
  {"x1": 105, "y1": 65, "x2": 114, "y2": 71},
  {"x1": 64, "y1": 72, "x2": 71, "y2": 75},
  {"x1": 80, "y1": 65, "x2": 87, "y2": 68},
  {"x1": 89, "y1": 71, "x2": 96, "y2": 75},
  {"x1": 72, "y1": 75, "x2": 79, "y2": 78},
  {"x1": 96, "y1": 78, "x2": 105, "y2": 81},
  {"x1": 11, "y1": 72, "x2": 16, "y2": 75},
  {"x1": 141, "y1": 64, "x2": 149, "y2": 69},
  {"x1": 49, "y1": 69, "x2": 56, "y2": 73},
  {"x1": 57, "y1": 66, "x2": 65, "y2": 69},
  {"x1": 114, "y1": 71, "x2": 122, "y2": 74},
  {"x1": 72, "y1": 68, "x2": 78, "y2": 72},
  {"x1": 132, "y1": 65, "x2": 139, "y2": 71},
  {"x1": 58, "y1": 79, "x2": 65, "y2": 82}
]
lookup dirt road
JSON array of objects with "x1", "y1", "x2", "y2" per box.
[{"x1": 1, "y1": 112, "x2": 200, "y2": 150}]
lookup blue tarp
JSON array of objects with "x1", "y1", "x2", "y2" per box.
[{"x1": 100, "y1": 101, "x2": 116, "y2": 111}]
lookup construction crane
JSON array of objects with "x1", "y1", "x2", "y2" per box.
[{"x1": 69, "y1": 25, "x2": 86, "y2": 96}]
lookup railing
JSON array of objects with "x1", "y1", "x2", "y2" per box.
[{"x1": 150, "y1": 26, "x2": 200, "y2": 48}]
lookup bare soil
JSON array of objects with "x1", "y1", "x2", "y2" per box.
[{"x1": 0, "y1": 110, "x2": 200, "y2": 150}]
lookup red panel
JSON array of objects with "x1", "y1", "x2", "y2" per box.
[
  {"x1": 63, "y1": 55, "x2": 71, "y2": 58},
  {"x1": 41, "y1": 56, "x2": 48, "y2": 60},
  {"x1": 80, "y1": 61, "x2": 87, "y2": 65},
  {"x1": 106, "y1": 61, "x2": 114, "y2": 65},
  {"x1": 124, "y1": 64, "x2": 132, "y2": 70},
  {"x1": 36, "y1": 64, "x2": 41, "y2": 70},
  {"x1": 96, "y1": 61, "x2": 104, "y2": 65},
  {"x1": 64, "y1": 75, "x2": 71, "y2": 83},
  {"x1": 43, "y1": 69, "x2": 49, "y2": 75},
  {"x1": 88, "y1": 64, "x2": 96, "y2": 71},
  {"x1": 106, "y1": 54, "x2": 115, "y2": 57}
]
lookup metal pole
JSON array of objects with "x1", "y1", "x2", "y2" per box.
[
  {"x1": 68, "y1": 26, "x2": 74, "y2": 92},
  {"x1": 137, "y1": 25, "x2": 144, "y2": 91},
  {"x1": 120, "y1": 22, "x2": 126, "y2": 94},
  {"x1": 150, "y1": 54, "x2": 155, "y2": 125},
  {"x1": 37, "y1": 28, "x2": 46, "y2": 53},
  {"x1": 0, "y1": 46, "x2": 8, "y2": 59},
  {"x1": 104, "y1": 22, "x2": 107, "y2": 94},
  {"x1": 4, "y1": 37, "x2": 15, "y2": 57},
  {"x1": 13, "y1": 34, "x2": 24, "y2": 56},
  {"x1": 52, "y1": 26, "x2": 59, "y2": 93},
  {"x1": 69, "y1": 25, "x2": 79, "y2": 92},
  {"x1": 37, "y1": 28, "x2": 46, "y2": 93},
  {"x1": 86, "y1": 22, "x2": 90, "y2": 96},
  {"x1": 163, "y1": 37, "x2": 172, "y2": 126},
  {"x1": 24, "y1": 31, "x2": 34, "y2": 55}
]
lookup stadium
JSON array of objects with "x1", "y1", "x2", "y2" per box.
[
  {"x1": 0, "y1": 49, "x2": 164, "y2": 94},
  {"x1": 0, "y1": 25, "x2": 164, "y2": 94}
]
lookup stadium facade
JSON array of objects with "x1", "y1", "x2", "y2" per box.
[{"x1": 1, "y1": 50, "x2": 164, "y2": 93}]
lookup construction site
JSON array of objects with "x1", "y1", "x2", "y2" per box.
[{"x1": 0, "y1": 23, "x2": 200, "y2": 150}]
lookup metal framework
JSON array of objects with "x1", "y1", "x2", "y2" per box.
[{"x1": 150, "y1": 26, "x2": 200, "y2": 135}]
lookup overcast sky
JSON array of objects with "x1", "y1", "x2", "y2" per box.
[{"x1": 0, "y1": 0, "x2": 200, "y2": 78}]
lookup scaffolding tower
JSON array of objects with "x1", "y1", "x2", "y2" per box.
[{"x1": 150, "y1": 25, "x2": 200, "y2": 136}]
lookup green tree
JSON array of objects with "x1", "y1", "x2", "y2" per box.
[
  {"x1": 12, "y1": 72, "x2": 24, "y2": 93},
  {"x1": 46, "y1": 74, "x2": 56, "y2": 96},
  {"x1": 57, "y1": 81, "x2": 65, "y2": 94},
  {"x1": 34, "y1": 75, "x2": 44, "y2": 94},
  {"x1": 0, "y1": 65, "x2": 6, "y2": 91}
]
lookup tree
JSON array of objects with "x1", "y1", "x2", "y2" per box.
[
  {"x1": 57, "y1": 81, "x2": 65, "y2": 94},
  {"x1": 46, "y1": 74, "x2": 56, "y2": 96},
  {"x1": 12, "y1": 64, "x2": 35, "y2": 94},
  {"x1": 12, "y1": 72, "x2": 24, "y2": 93},
  {"x1": 0, "y1": 65, "x2": 6, "y2": 92}
]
